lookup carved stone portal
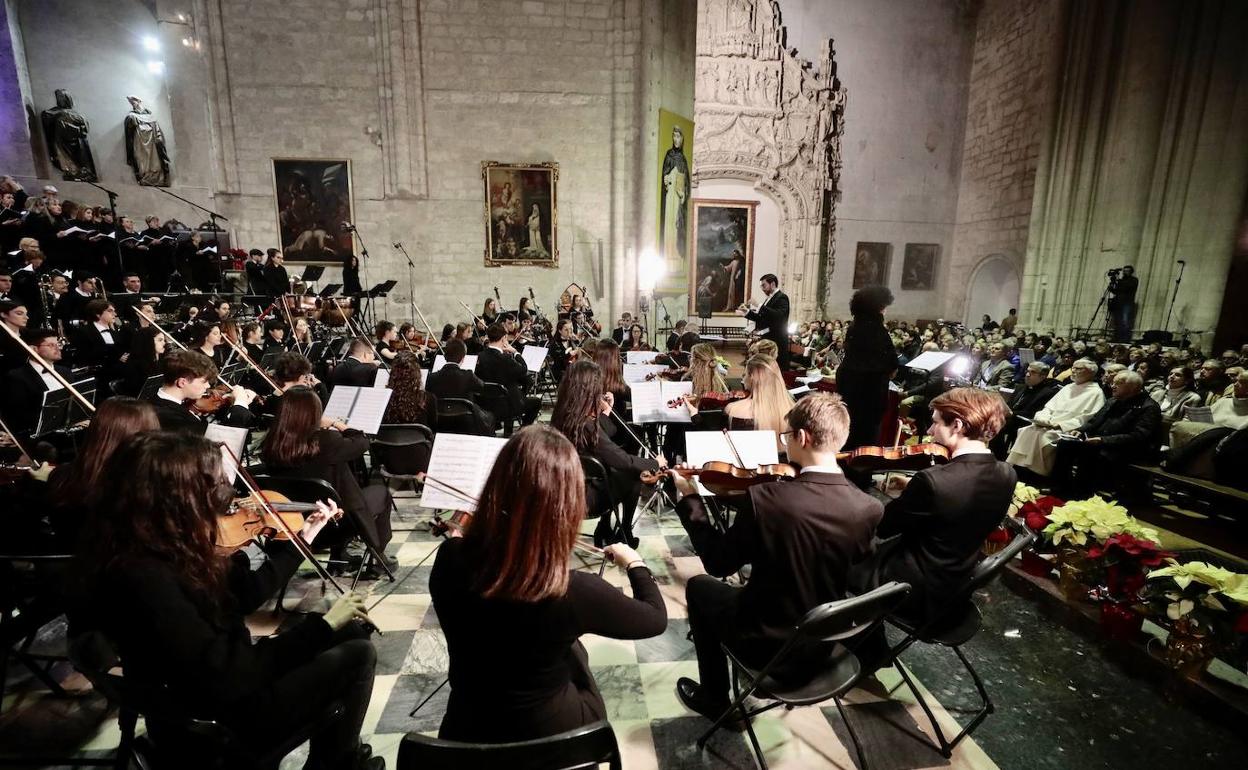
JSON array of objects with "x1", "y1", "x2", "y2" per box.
[{"x1": 694, "y1": 0, "x2": 846, "y2": 317}]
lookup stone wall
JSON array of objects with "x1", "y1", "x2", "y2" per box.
[
  {"x1": 946, "y1": 0, "x2": 1065, "y2": 323},
  {"x1": 0, "y1": 0, "x2": 696, "y2": 330}
]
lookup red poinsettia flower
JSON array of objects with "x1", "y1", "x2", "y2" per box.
[
  {"x1": 1018, "y1": 495, "x2": 1065, "y2": 531},
  {"x1": 1088, "y1": 533, "x2": 1172, "y2": 565},
  {"x1": 986, "y1": 527, "x2": 1010, "y2": 544}
]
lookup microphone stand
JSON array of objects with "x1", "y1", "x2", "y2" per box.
[
  {"x1": 395, "y1": 242, "x2": 416, "y2": 327},
  {"x1": 656, "y1": 297, "x2": 672, "y2": 350},
  {"x1": 1163, "y1": 261, "x2": 1186, "y2": 335},
  {"x1": 85, "y1": 181, "x2": 125, "y2": 281},
  {"x1": 152, "y1": 186, "x2": 230, "y2": 292}
]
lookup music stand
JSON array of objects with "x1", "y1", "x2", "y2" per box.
[
  {"x1": 361, "y1": 281, "x2": 397, "y2": 328},
  {"x1": 318, "y1": 283, "x2": 342, "y2": 298},
  {"x1": 300, "y1": 266, "x2": 325, "y2": 283},
  {"x1": 138, "y1": 375, "x2": 164, "y2": 400},
  {"x1": 34, "y1": 379, "x2": 98, "y2": 438}
]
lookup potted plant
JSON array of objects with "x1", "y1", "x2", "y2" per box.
[
  {"x1": 1086, "y1": 533, "x2": 1172, "y2": 641},
  {"x1": 1041, "y1": 496, "x2": 1159, "y2": 602},
  {"x1": 1007, "y1": 483, "x2": 1065, "y2": 576},
  {"x1": 1142, "y1": 560, "x2": 1248, "y2": 679}
]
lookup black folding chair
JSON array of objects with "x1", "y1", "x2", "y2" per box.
[
  {"x1": 884, "y1": 519, "x2": 1036, "y2": 758},
  {"x1": 699, "y1": 581, "x2": 913, "y2": 770},
  {"x1": 0, "y1": 553, "x2": 73, "y2": 715},
  {"x1": 69, "y1": 630, "x2": 343, "y2": 770},
  {"x1": 371, "y1": 423, "x2": 434, "y2": 502},
  {"x1": 476, "y1": 382, "x2": 514, "y2": 435},
  {"x1": 398, "y1": 720, "x2": 621, "y2": 770},
  {"x1": 437, "y1": 397, "x2": 492, "y2": 436}
]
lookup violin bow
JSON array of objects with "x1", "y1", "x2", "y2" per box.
[
  {"x1": 0, "y1": 321, "x2": 95, "y2": 414},
  {"x1": 134, "y1": 306, "x2": 190, "y2": 352},
  {"x1": 219, "y1": 333, "x2": 282, "y2": 393},
  {"x1": 412, "y1": 301, "x2": 442, "y2": 351},
  {"x1": 722, "y1": 428, "x2": 749, "y2": 468},
  {"x1": 219, "y1": 443, "x2": 382, "y2": 636},
  {"x1": 0, "y1": 413, "x2": 42, "y2": 471}
]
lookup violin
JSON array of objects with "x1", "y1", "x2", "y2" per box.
[
  {"x1": 188, "y1": 382, "x2": 235, "y2": 416},
  {"x1": 835, "y1": 443, "x2": 949, "y2": 472},
  {"x1": 641, "y1": 461, "x2": 797, "y2": 496},
  {"x1": 431, "y1": 510, "x2": 472, "y2": 538},
  {"x1": 694, "y1": 390, "x2": 749, "y2": 409},
  {"x1": 215, "y1": 490, "x2": 343, "y2": 552}
]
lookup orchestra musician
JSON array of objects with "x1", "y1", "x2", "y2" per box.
[
  {"x1": 669, "y1": 393, "x2": 883, "y2": 722},
  {"x1": 547, "y1": 318, "x2": 577, "y2": 382},
  {"x1": 429, "y1": 425, "x2": 666, "y2": 743},
  {"x1": 480, "y1": 297, "x2": 500, "y2": 329},
  {"x1": 2, "y1": 329, "x2": 70, "y2": 438},
  {"x1": 261, "y1": 386, "x2": 397, "y2": 580},
  {"x1": 263, "y1": 249, "x2": 290, "y2": 298},
  {"x1": 73, "y1": 431, "x2": 383, "y2": 770},
  {"x1": 610, "y1": 312, "x2": 633, "y2": 345},
  {"x1": 147, "y1": 349, "x2": 256, "y2": 434},
  {"x1": 244, "y1": 249, "x2": 266, "y2": 295},
  {"x1": 331, "y1": 338, "x2": 381, "y2": 388},
  {"x1": 75, "y1": 299, "x2": 127, "y2": 374},
  {"x1": 837, "y1": 286, "x2": 898, "y2": 450},
  {"x1": 188, "y1": 321, "x2": 226, "y2": 368},
  {"x1": 382, "y1": 351, "x2": 438, "y2": 433},
  {"x1": 54, "y1": 271, "x2": 97, "y2": 325},
  {"x1": 665, "y1": 319, "x2": 688, "y2": 352},
  {"x1": 566, "y1": 294, "x2": 600, "y2": 337},
  {"x1": 117, "y1": 326, "x2": 165, "y2": 397},
  {"x1": 848, "y1": 387, "x2": 1015, "y2": 671},
  {"x1": 374, "y1": 321, "x2": 399, "y2": 364},
  {"x1": 722, "y1": 356, "x2": 794, "y2": 448},
  {"x1": 426, "y1": 339, "x2": 495, "y2": 435},
  {"x1": 551, "y1": 360, "x2": 666, "y2": 547},
  {"x1": 476, "y1": 323, "x2": 540, "y2": 434},
  {"x1": 0, "y1": 299, "x2": 30, "y2": 372},
  {"x1": 621, "y1": 323, "x2": 651, "y2": 353},
  {"x1": 262, "y1": 318, "x2": 287, "y2": 352}
]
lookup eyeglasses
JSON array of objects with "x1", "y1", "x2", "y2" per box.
[{"x1": 778, "y1": 429, "x2": 799, "y2": 447}]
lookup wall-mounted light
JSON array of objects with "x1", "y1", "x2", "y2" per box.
[{"x1": 143, "y1": 35, "x2": 160, "y2": 52}]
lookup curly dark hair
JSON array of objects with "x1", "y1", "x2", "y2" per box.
[{"x1": 849, "y1": 285, "x2": 894, "y2": 317}]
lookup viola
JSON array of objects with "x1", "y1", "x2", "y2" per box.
[
  {"x1": 695, "y1": 390, "x2": 749, "y2": 409},
  {"x1": 215, "y1": 490, "x2": 342, "y2": 551},
  {"x1": 835, "y1": 443, "x2": 949, "y2": 472},
  {"x1": 641, "y1": 461, "x2": 797, "y2": 496},
  {"x1": 430, "y1": 510, "x2": 472, "y2": 538}
]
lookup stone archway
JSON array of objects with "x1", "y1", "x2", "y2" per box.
[
  {"x1": 693, "y1": 0, "x2": 846, "y2": 318},
  {"x1": 964, "y1": 254, "x2": 1021, "y2": 326}
]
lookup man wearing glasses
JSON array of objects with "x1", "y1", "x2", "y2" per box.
[{"x1": 3, "y1": 329, "x2": 70, "y2": 439}]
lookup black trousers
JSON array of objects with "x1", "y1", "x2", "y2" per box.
[
  {"x1": 240, "y1": 629, "x2": 376, "y2": 770},
  {"x1": 687, "y1": 575, "x2": 741, "y2": 704},
  {"x1": 839, "y1": 373, "x2": 889, "y2": 450}
]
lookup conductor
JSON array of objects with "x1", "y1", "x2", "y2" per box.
[{"x1": 737, "y1": 273, "x2": 790, "y2": 369}]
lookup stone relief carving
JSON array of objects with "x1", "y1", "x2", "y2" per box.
[{"x1": 694, "y1": 0, "x2": 845, "y2": 316}]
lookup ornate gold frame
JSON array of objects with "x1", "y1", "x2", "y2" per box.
[{"x1": 482, "y1": 161, "x2": 559, "y2": 268}]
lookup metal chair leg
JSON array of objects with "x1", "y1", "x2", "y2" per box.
[
  {"x1": 408, "y1": 675, "x2": 450, "y2": 717},
  {"x1": 835, "y1": 696, "x2": 868, "y2": 770},
  {"x1": 894, "y1": 661, "x2": 952, "y2": 758}
]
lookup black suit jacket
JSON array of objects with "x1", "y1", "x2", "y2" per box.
[
  {"x1": 475, "y1": 346, "x2": 528, "y2": 413},
  {"x1": 3, "y1": 362, "x2": 72, "y2": 436},
  {"x1": 427, "y1": 362, "x2": 484, "y2": 402},
  {"x1": 1008, "y1": 379, "x2": 1062, "y2": 420},
  {"x1": 148, "y1": 393, "x2": 253, "y2": 435},
  {"x1": 1082, "y1": 391, "x2": 1162, "y2": 462},
  {"x1": 677, "y1": 472, "x2": 882, "y2": 648},
  {"x1": 72, "y1": 324, "x2": 126, "y2": 370},
  {"x1": 745, "y1": 291, "x2": 790, "y2": 347},
  {"x1": 868, "y1": 453, "x2": 1016, "y2": 622},
  {"x1": 330, "y1": 357, "x2": 379, "y2": 388}
]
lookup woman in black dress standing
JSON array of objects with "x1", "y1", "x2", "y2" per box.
[
  {"x1": 837, "y1": 285, "x2": 898, "y2": 449},
  {"x1": 430, "y1": 425, "x2": 666, "y2": 743}
]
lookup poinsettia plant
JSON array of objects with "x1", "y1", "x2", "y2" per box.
[
  {"x1": 1141, "y1": 560, "x2": 1248, "y2": 641},
  {"x1": 1086, "y1": 533, "x2": 1172, "y2": 602},
  {"x1": 1041, "y1": 496, "x2": 1159, "y2": 548}
]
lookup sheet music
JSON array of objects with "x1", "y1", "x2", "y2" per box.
[
  {"x1": 205, "y1": 424, "x2": 249, "y2": 484},
  {"x1": 788, "y1": 384, "x2": 812, "y2": 396},
  {"x1": 1185, "y1": 405, "x2": 1214, "y2": 424},
  {"x1": 432, "y1": 354, "x2": 478, "y2": 373},
  {"x1": 625, "y1": 350, "x2": 661, "y2": 365},
  {"x1": 905, "y1": 351, "x2": 957, "y2": 371},
  {"x1": 685, "y1": 430, "x2": 780, "y2": 496},
  {"x1": 521, "y1": 345, "x2": 547, "y2": 372},
  {"x1": 321, "y1": 386, "x2": 393, "y2": 434},
  {"x1": 372, "y1": 368, "x2": 390, "y2": 389},
  {"x1": 629, "y1": 380, "x2": 693, "y2": 423},
  {"x1": 623, "y1": 363, "x2": 669, "y2": 383},
  {"x1": 420, "y1": 433, "x2": 508, "y2": 512}
]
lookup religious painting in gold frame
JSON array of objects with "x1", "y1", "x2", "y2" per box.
[
  {"x1": 482, "y1": 161, "x2": 559, "y2": 267},
  {"x1": 689, "y1": 198, "x2": 756, "y2": 316},
  {"x1": 272, "y1": 158, "x2": 355, "y2": 265}
]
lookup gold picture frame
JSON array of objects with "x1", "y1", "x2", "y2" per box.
[
  {"x1": 482, "y1": 161, "x2": 559, "y2": 267},
  {"x1": 272, "y1": 158, "x2": 356, "y2": 265},
  {"x1": 689, "y1": 198, "x2": 757, "y2": 316}
]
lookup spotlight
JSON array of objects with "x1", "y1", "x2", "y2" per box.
[
  {"x1": 147, "y1": 60, "x2": 165, "y2": 74},
  {"x1": 143, "y1": 35, "x2": 160, "y2": 52},
  {"x1": 177, "y1": 13, "x2": 186, "y2": 22},
  {"x1": 637, "y1": 248, "x2": 665, "y2": 293},
  {"x1": 947, "y1": 355, "x2": 972, "y2": 378},
  {"x1": 182, "y1": 37, "x2": 192, "y2": 47}
]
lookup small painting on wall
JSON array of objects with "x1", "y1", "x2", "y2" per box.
[
  {"x1": 852, "y1": 242, "x2": 892, "y2": 289},
  {"x1": 483, "y1": 161, "x2": 558, "y2": 267},
  {"x1": 272, "y1": 158, "x2": 355, "y2": 264},
  {"x1": 901, "y1": 243, "x2": 939, "y2": 290},
  {"x1": 690, "y1": 199, "x2": 756, "y2": 316}
]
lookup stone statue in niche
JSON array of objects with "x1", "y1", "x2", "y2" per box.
[
  {"x1": 40, "y1": 90, "x2": 97, "y2": 182},
  {"x1": 123, "y1": 95, "x2": 171, "y2": 186}
]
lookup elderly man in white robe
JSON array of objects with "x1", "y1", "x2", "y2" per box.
[{"x1": 1006, "y1": 358, "x2": 1105, "y2": 475}]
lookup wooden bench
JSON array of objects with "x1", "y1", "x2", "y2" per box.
[{"x1": 1129, "y1": 463, "x2": 1248, "y2": 518}]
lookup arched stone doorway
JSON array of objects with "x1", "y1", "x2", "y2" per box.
[{"x1": 965, "y1": 255, "x2": 1020, "y2": 326}]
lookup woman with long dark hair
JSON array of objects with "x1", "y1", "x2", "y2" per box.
[
  {"x1": 621, "y1": 323, "x2": 651, "y2": 352},
  {"x1": 74, "y1": 432, "x2": 381, "y2": 770},
  {"x1": 430, "y1": 425, "x2": 666, "y2": 743},
  {"x1": 118, "y1": 326, "x2": 166, "y2": 396},
  {"x1": 551, "y1": 360, "x2": 665, "y2": 546},
  {"x1": 838, "y1": 285, "x2": 898, "y2": 449},
  {"x1": 383, "y1": 351, "x2": 437, "y2": 428},
  {"x1": 373, "y1": 321, "x2": 398, "y2": 364},
  {"x1": 261, "y1": 386, "x2": 395, "y2": 579},
  {"x1": 187, "y1": 322, "x2": 225, "y2": 368}
]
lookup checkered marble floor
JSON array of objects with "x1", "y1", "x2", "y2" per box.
[{"x1": 1, "y1": 495, "x2": 1000, "y2": 770}]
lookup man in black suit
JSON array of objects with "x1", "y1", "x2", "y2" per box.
[
  {"x1": 2, "y1": 329, "x2": 71, "y2": 438},
  {"x1": 54, "y1": 272, "x2": 97, "y2": 325},
  {"x1": 665, "y1": 319, "x2": 688, "y2": 352},
  {"x1": 992, "y1": 361, "x2": 1062, "y2": 457},
  {"x1": 850, "y1": 388, "x2": 1016, "y2": 653},
  {"x1": 476, "y1": 323, "x2": 540, "y2": 435},
  {"x1": 244, "y1": 249, "x2": 266, "y2": 295},
  {"x1": 426, "y1": 338, "x2": 495, "y2": 434},
  {"x1": 329, "y1": 337, "x2": 380, "y2": 388},
  {"x1": 671, "y1": 393, "x2": 883, "y2": 720},
  {"x1": 737, "y1": 273, "x2": 791, "y2": 369},
  {"x1": 72, "y1": 299, "x2": 127, "y2": 373},
  {"x1": 147, "y1": 349, "x2": 256, "y2": 434},
  {"x1": 1052, "y1": 369, "x2": 1160, "y2": 499}
]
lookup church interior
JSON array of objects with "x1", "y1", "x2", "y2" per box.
[{"x1": 2, "y1": 0, "x2": 1248, "y2": 768}]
